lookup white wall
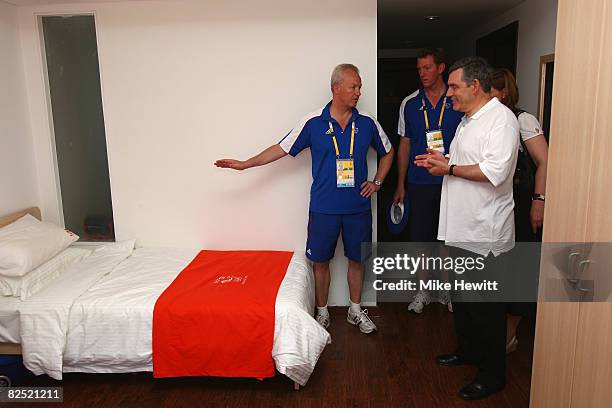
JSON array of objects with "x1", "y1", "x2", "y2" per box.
[
  {"x1": 448, "y1": 0, "x2": 558, "y2": 114},
  {"x1": 18, "y1": 0, "x2": 378, "y2": 305},
  {"x1": 0, "y1": 0, "x2": 39, "y2": 216}
]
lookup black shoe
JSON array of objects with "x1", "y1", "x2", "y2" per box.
[
  {"x1": 436, "y1": 353, "x2": 472, "y2": 366},
  {"x1": 458, "y1": 381, "x2": 504, "y2": 400}
]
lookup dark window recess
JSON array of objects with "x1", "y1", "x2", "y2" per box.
[{"x1": 42, "y1": 15, "x2": 114, "y2": 242}]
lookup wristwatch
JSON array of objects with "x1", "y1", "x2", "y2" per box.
[
  {"x1": 532, "y1": 193, "x2": 545, "y2": 201},
  {"x1": 373, "y1": 179, "x2": 382, "y2": 187}
]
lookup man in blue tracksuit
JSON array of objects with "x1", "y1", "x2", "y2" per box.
[
  {"x1": 215, "y1": 64, "x2": 394, "y2": 334},
  {"x1": 393, "y1": 49, "x2": 463, "y2": 313}
]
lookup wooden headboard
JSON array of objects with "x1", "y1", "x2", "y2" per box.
[{"x1": 0, "y1": 207, "x2": 42, "y2": 228}]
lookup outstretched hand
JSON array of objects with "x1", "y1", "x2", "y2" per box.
[
  {"x1": 214, "y1": 159, "x2": 247, "y2": 170},
  {"x1": 414, "y1": 149, "x2": 449, "y2": 176}
]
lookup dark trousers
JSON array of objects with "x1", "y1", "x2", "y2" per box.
[
  {"x1": 400, "y1": 183, "x2": 442, "y2": 242},
  {"x1": 453, "y1": 301, "x2": 507, "y2": 386},
  {"x1": 450, "y1": 247, "x2": 510, "y2": 387}
]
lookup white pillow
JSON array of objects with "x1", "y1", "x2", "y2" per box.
[
  {"x1": 0, "y1": 247, "x2": 91, "y2": 300},
  {"x1": 0, "y1": 214, "x2": 79, "y2": 277}
]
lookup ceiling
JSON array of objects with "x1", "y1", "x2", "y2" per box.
[
  {"x1": 378, "y1": 0, "x2": 525, "y2": 49},
  {"x1": 5, "y1": 0, "x2": 525, "y2": 50}
]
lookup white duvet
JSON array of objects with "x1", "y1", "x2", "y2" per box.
[{"x1": 19, "y1": 243, "x2": 330, "y2": 386}]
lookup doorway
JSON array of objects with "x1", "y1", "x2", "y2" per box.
[{"x1": 376, "y1": 0, "x2": 559, "y2": 405}]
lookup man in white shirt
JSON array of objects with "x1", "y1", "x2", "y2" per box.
[{"x1": 415, "y1": 56, "x2": 519, "y2": 400}]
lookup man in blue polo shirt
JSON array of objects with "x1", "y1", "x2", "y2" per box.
[
  {"x1": 393, "y1": 48, "x2": 463, "y2": 313},
  {"x1": 215, "y1": 64, "x2": 394, "y2": 334}
]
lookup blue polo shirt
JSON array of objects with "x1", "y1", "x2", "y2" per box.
[
  {"x1": 279, "y1": 102, "x2": 392, "y2": 214},
  {"x1": 398, "y1": 87, "x2": 463, "y2": 184}
]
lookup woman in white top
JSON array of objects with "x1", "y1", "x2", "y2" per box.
[{"x1": 490, "y1": 68, "x2": 549, "y2": 353}]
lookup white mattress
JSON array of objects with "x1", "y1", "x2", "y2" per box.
[{"x1": 21, "y1": 246, "x2": 330, "y2": 386}]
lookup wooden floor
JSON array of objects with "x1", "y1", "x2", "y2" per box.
[{"x1": 11, "y1": 303, "x2": 534, "y2": 408}]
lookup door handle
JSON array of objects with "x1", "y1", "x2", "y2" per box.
[
  {"x1": 576, "y1": 284, "x2": 590, "y2": 294},
  {"x1": 578, "y1": 260, "x2": 592, "y2": 276},
  {"x1": 567, "y1": 252, "x2": 581, "y2": 283},
  {"x1": 575, "y1": 260, "x2": 592, "y2": 294}
]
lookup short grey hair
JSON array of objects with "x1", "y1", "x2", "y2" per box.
[
  {"x1": 448, "y1": 57, "x2": 493, "y2": 92},
  {"x1": 331, "y1": 63, "x2": 360, "y2": 88}
]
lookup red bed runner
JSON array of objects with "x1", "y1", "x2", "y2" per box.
[{"x1": 152, "y1": 250, "x2": 293, "y2": 378}]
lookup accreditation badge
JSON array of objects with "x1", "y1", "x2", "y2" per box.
[
  {"x1": 336, "y1": 159, "x2": 355, "y2": 188},
  {"x1": 425, "y1": 129, "x2": 445, "y2": 154}
]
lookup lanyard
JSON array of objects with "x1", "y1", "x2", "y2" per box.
[
  {"x1": 328, "y1": 120, "x2": 355, "y2": 158},
  {"x1": 422, "y1": 96, "x2": 447, "y2": 131}
]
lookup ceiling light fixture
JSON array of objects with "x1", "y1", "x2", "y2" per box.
[{"x1": 425, "y1": 15, "x2": 440, "y2": 21}]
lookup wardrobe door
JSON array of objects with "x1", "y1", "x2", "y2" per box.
[
  {"x1": 568, "y1": 1, "x2": 612, "y2": 404},
  {"x1": 529, "y1": 0, "x2": 606, "y2": 406}
]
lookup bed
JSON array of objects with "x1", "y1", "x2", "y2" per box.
[{"x1": 0, "y1": 207, "x2": 330, "y2": 388}]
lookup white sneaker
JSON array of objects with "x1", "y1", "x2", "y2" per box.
[
  {"x1": 347, "y1": 308, "x2": 377, "y2": 334},
  {"x1": 315, "y1": 312, "x2": 330, "y2": 329},
  {"x1": 408, "y1": 291, "x2": 430, "y2": 314},
  {"x1": 438, "y1": 290, "x2": 453, "y2": 312}
]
